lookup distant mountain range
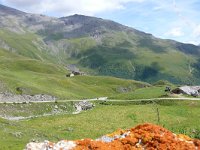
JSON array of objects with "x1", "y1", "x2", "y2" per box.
[{"x1": 1, "y1": 4, "x2": 200, "y2": 85}]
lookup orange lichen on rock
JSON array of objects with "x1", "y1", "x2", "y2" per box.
[
  {"x1": 25, "y1": 123, "x2": 200, "y2": 150},
  {"x1": 73, "y1": 123, "x2": 200, "y2": 150}
]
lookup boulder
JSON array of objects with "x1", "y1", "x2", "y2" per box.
[{"x1": 25, "y1": 123, "x2": 200, "y2": 150}]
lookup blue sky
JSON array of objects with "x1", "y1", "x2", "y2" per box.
[{"x1": 1, "y1": 0, "x2": 200, "y2": 45}]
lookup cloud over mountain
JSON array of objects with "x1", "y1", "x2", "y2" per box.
[{"x1": 2, "y1": 0, "x2": 145, "y2": 16}]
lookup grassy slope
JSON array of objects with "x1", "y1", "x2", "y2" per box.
[
  {"x1": 0, "y1": 100, "x2": 199, "y2": 150},
  {"x1": 0, "y1": 48, "x2": 149, "y2": 99},
  {"x1": 110, "y1": 81, "x2": 176, "y2": 100},
  {"x1": 110, "y1": 86, "x2": 167, "y2": 100},
  {"x1": 0, "y1": 30, "x2": 56, "y2": 62}
]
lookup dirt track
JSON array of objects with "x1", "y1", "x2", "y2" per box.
[{"x1": 1, "y1": 97, "x2": 200, "y2": 104}]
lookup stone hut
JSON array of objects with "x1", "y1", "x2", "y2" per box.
[{"x1": 172, "y1": 86, "x2": 200, "y2": 96}]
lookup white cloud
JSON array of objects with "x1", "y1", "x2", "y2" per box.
[
  {"x1": 152, "y1": 6, "x2": 163, "y2": 11},
  {"x1": 165, "y1": 27, "x2": 184, "y2": 37},
  {"x1": 2, "y1": 0, "x2": 146, "y2": 16}
]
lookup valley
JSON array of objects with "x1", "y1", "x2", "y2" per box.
[{"x1": 0, "y1": 4, "x2": 199, "y2": 150}]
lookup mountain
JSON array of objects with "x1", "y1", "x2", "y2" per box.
[{"x1": 0, "y1": 4, "x2": 200, "y2": 85}]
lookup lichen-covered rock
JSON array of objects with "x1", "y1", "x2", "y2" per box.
[{"x1": 25, "y1": 123, "x2": 200, "y2": 150}]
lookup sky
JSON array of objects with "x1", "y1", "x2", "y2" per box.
[{"x1": 0, "y1": 0, "x2": 200, "y2": 45}]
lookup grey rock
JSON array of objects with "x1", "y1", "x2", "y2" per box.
[
  {"x1": 0, "y1": 92, "x2": 56, "y2": 102},
  {"x1": 116, "y1": 86, "x2": 132, "y2": 93},
  {"x1": 97, "y1": 136, "x2": 115, "y2": 143}
]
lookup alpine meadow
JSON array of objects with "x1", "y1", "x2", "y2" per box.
[{"x1": 0, "y1": 3, "x2": 200, "y2": 150}]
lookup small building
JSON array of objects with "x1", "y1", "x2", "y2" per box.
[
  {"x1": 72, "y1": 71, "x2": 85, "y2": 76},
  {"x1": 66, "y1": 73, "x2": 75, "y2": 77},
  {"x1": 66, "y1": 71, "x2": 85, "y2": 78},
  {"x1": 172, "y1": 86, "x2": 200, "y2": 97}
]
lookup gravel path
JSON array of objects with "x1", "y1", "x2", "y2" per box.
[{"x1": 1, "y1": 97, "x2": 200, "y2": 104}]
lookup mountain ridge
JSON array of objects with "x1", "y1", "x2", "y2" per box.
[
  {"x1": 0, "y1": 4, "x2": 200, "y2": 84},
  {"x1": 0, "y1": 4, "x2": 25, "y2": 15},
  {"x1": 0, "y1": 4, "x2": 198, "y2": 45}
]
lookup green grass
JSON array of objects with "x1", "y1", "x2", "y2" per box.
[{"x1": 0, "y1": 100, "x2": 199, "y2": 150}]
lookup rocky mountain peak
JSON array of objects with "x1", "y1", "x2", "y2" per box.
[{"x1": 60, "y1": 14, "x2": 127, "y2": 32}]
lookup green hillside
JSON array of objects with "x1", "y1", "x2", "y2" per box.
[
  {"x1": 0, "y1": 30, "x2": 57, "y2": 62},
  {"x1": 0, "y1": 48, "x2": 149, "y2": 99},
  {"x1": 51, "y1": 31, "x2": 197, "y2": 84}
]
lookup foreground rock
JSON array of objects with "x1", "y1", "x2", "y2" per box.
[
  {"x1": 25, "y1": 123, "x2": 200, "y2": 150},
  {"x1": 0, "y1": 92, "x2": 56, "y2": 102}
]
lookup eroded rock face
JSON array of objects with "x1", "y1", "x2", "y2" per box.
[{"x1": 25, "y1": 123, "x2": 200, "y2": 150}]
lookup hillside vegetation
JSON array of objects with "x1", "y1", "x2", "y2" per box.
[{"x1": 0, "y1": 48, "x2": 149, "y2": 99}]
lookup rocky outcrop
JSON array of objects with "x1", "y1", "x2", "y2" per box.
[
  {"x1": 25, "y1": 123, "x2": 200, "y2": 150},
  {"x1": 0, "y1": 92, "x2": 56, "y2": 102}
]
